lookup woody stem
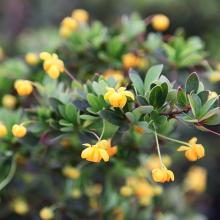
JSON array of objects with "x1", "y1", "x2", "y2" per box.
[{"x1": 64, "y1": 68, "x2": 76, "y2": 81}]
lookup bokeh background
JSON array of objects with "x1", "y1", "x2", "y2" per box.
[{"x1": 1, "y1": 0, "x2": 220, "y2": 219}]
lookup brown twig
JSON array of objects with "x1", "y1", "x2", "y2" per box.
[{"x1": 160, "y1": 106, "x2": 191, "y2": 119}]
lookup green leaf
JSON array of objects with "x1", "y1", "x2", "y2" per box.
[
  {"x1": 132, "y1": 106, "x2": 153, "y2": 119},
  {"x1": 129, "y1": 69, "x2": 144, "y2": 95},
  {"x1": 149, "y1": 85, "x2": 165, "y2": 108},
  {"x1": 198, "y1": 97, "x2": 218, "y2": 119},
  {"x1": 80, "y1": 115, "x2": 98, "y2": 120},
  {"x1": 188, "y1": 94, "x2": 201, "y2": 117},
  {"x1": 87, "y1": 93, "x2": 103, "y2": 112},
  {"x1": 199, "y1": 107, "x2": 220, "y2": 121},
  {"x1": 198, "y1": 90, "x2": 209, "y2": 104},
  {"x1": 205, "y1": 110, "x2": 220, "y2": 125},
  {"x1": 185, "y1": 72, "x2": 199, "y2": 94},
  {"x1": 144, "y1": 64, "x2": 163, "y2": 91},
  {"x1": 65, "y1": 103, "x2": 77, "y2": 122},
  {"x1": 125, "y1": 112, "x2": 136, "y2": 123},
  {"x1": 49, "y1": 98, "x2": 64, "y2": 114},
  {"x1": 100, "y1": 110, "x2": 125, "y2": 126},
  {"x1": 177, "y1": 89, "x2": 187, "y2": 107}
]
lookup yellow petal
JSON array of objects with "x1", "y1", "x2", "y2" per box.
[
  {"x1": 123, "y1": 91, "x2": 135, "y2": 100},
  {"x1": 177, "y1": 146, "x2": 190, "y2": 152},
  {"x1": 167, "y1": 170, "x2": 174, "y2": 181},
  {"x1": 82, "y1": 143, "x2": 92, "y2": 147},
  {"x1": 81, "y1": 147, "x2": 93, "y2": 159},
  {"x1": 40, "y1": 52, "x2": 51, "y2": 60},
  {"x1": 185, "y1": 149, "x2": 197, "y2": 161},
  {"x1": 99, "y1": 149, "x2": 109, "y2": 162},
  {"x1": 189, "y1": 137, "x2": 197, "y2": 145}
]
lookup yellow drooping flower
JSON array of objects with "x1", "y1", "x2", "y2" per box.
[
  {"x1": 12, "y1": 124, "x2": 27, "y2": 138},
  {"x1": 103, "y1": 69, "x2": 124, "y2": 85},
  {"x1": 104, "y1": 87, "x2": 134, "y2": 108},
  {"x1": 151, "y1": 14, "x2": 170, "y2": 32},
  {"x1": 11, "y1": 198, "x2": 29, "y2": 215},
  {"x1": 2, "y1": 94, "x2": 17, "y2": 109},
  {"x1": 62, "y1": 165, "x2": 80, "y2": 180},
  {"x1": 122, "y1": 53, "x2": 140, "y2": 69},
  {"x1": 25, "y1": 52, "x2": 39, "y2": 66},
  {"x1": 59, "y1": 17, "x2": 78, "y2": 38},
  {"x1": 81, "y1": 139, "x2": 117, "y2": 163},
  {"x1": 72, "y1": 9, "x2": 89, "y2": 23},
  {"x1": 177, "y1": 137, "x2": 205, "y2": 161},
  {"x1": 81, "y1": 143, "x2": 109, "y2": 163},
  {"x1": 208, "y1": 71, "x2": 220, "y2": 83},
  {"x1": 183, "y1": 166, "x2": 207, "y2": 194},
  {"x1": 14, "y1": 80, "x2": 33, "y2": 96},
  {"x1": 152, "y1": 166, "x2": 174, "y2": 183},
  {"x1": 39, "y1": 207, "x2": 54, "y2": 220},
  {"x1": 0, "y1": 122, "x2": 8, "y2": 138},
  {"x1": 40, "y1": 52, "x2": 64, "y2": 79}
]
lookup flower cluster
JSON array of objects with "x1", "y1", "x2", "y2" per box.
[{"x1": 40, "y1": 52, "x2": 65, "y2": 79}]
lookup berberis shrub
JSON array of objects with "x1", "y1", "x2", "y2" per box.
[{"x1": 0, "y1": 9, "x2": 219, "y2": 220}]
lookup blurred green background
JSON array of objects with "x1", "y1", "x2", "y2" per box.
[{"x1": 1, "y1": 0, "x2": 220, "y2": 59}]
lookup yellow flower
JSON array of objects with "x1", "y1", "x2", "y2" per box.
[
  {"x1": 122, "y1": 53, "x2": 139, "y2": 69},
  {"x1": 208, "y1": 71, "x2": 220, "y2": 83},
  {"x1": 177, "y1": 137, "x2": 205, "y2": 161},
  {"x1": 40, "y1": 52, "x2": 64, "y2": 79},
  {"x1": 120, "y1": 186, "x2": 133, "y2": 197},
  {"x1": 152, "y1": 166, "x2": 174, "y2": 183},
  {"x1": 2, "y1": 94, "x2": 17, "y2": 109},
  {"x1": 14, "y1": 80, "x2": 33, "y2": 96},
  {"x1": 0, "y1": 122, "x2": 7, "y2": 138},
  {"x1": 183, "y1": 166, "x2": 207, "y2": 193},
  {"x1": 104, "y1": 87, "x2": 134, "y2": 108},
  {"x1": 71, "y1": 189, "x2": 81, "y2": 198},
  {"x1": 72, "y1": 9, "x2": 89, "y2": 23},
  {"x1": 12, "y1": 124, "x2": 27, "y2": 138},
  {"x1": 25, "y1": 52, "x2": 39, "y2": 66},
  {"x1": 62, "y1": 165, "x2": 80, "y2": 180},
  {"x1": 12, "y1": 198, "x2": 29, "y2": 215},
  {"x1": 39, "y1": 207, "x2": 54, "y2": 220},
  {"x1": 59, "y1": 17, "x2": 78, "y2": 38},
  {"x1": 208, "y1": 91, "x2": 218, "y2": 100},
  {"x1": 103, "y1": 69, "x2": 124, "y2": 85},
  {"x1": 81, "y1": 143, "x2": 109, "y2": 163},
  {"x1": 151, "y1": 14, "x2": 170, "y2": 32},
  {"x1": 96, "y1": 139, "x2": 118, "y2": 157}
]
